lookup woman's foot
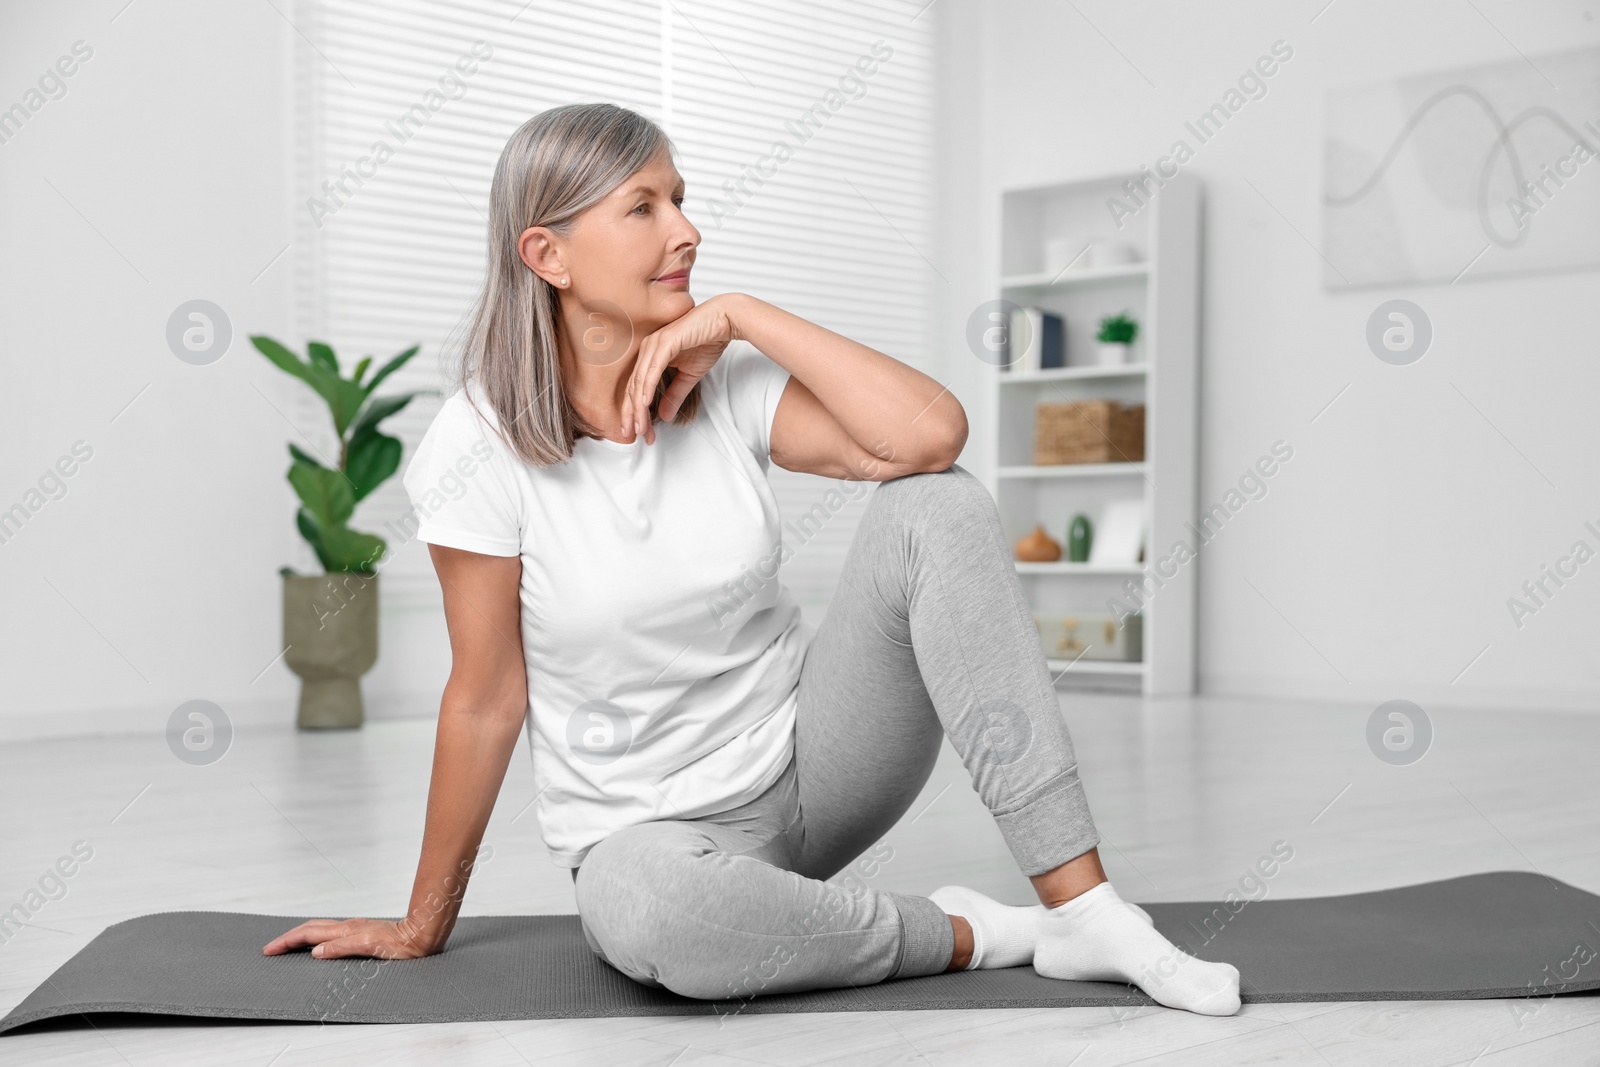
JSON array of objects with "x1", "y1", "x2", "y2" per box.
[
  {"x1": 1033, "y1": 881, "x2": 1241, "y2": 1016},
  {"x1": 928, "y1": 885, "x2": 1155, "y2": 970}
]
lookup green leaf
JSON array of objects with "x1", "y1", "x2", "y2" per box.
[
  {"x1": 345, "y1": 431, "x2": 402, "y2": 502},
  {"x1": 352, "y1": 356, "x2": 373, "y2": 385},
  {"x1": 256, "y1": 335, "x2": 366, "y2": 437},
  {"x1": 363, "y1": 344, "x2": 420, "y2": 397},
  {"x1": 307, "y1": 341, "x2": 339, "y2": 375},
  {"x1": 1096, "y1": 313, "x2": 1138, "y2": 344},
  {"x1": 252, "y1": 335, "x2": 315, "y2": 387},
  {"x1": 296, "y1": 507, "x2": 335, "y2": 572},
  {"x1": 287, "y1": 442, "x2": 326, "y2": 469},
  {"x1": 305, "y1": 365, "x2": 369, "y2": 438},
  {"x1": 316, "y1": 524, "x2": 388, "y2": 574},
  {"x1": 288, "y1": 459, "x2": 355, "y2": 527},
  {"x1": 349, "y1": 390, "x2": 424, "y2": 445}
]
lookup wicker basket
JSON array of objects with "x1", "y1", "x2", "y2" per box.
[{"x1": 1033, "y1": 400, "x2": 1145, "y2": 465}]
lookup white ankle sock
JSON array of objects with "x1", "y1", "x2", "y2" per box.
[
  {"x1": 928, "y1": 886, "x2": 1042, "y2": 969},
  {"x1": 1034, "y1": 882, "x2": 1241, "y2": 1016},
  {"x1": 927, "y1": 885, "x2": 1158, "y2": 970}
]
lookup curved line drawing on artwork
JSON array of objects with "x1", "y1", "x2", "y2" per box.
[{"x1": 1325, "y1": 82, "x2": 1597, "y2": 249}]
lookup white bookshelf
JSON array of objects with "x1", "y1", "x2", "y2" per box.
[{"x1": 986, "y1": 172, "x2": 1201, "y2": 696}]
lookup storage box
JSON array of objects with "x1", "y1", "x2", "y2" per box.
[
  {"x1": 1033, "y1": 400, "x2": 1144, "y2": 465},
  {"x1": 1034, "y1": 611, "x2": 1143, "y2": 662}
]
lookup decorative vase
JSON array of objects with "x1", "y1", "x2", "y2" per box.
[
  {"x1": 282, "y1": 571, "x2": 379, "y2": 729},
  {"x1": 1096, "y1": 341, "x2": 1131, "y2": 365},
  {"x1": 1068, "y1": 514, "x2": 1093, "y2": 562},
  {"x1": 1014, "y1": 524, "x2": 1062, "y2": 562}
]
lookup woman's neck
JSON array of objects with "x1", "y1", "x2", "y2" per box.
[{"x1": 558, "y1": 333, "x2": 642, "y2": 443}]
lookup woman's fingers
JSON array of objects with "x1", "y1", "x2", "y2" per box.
[
  {"x1": 313, "y1": 921, "x2": 432, "y2": 961},
  {"x1": 261, "y1": 918, "x2": 356, "y2": 955},
  {"x1": 311, "y1": 934, "x2": 384, "y2": 960},
  {"x1": 657, "y1": 368, "x2": 695, "y2": 423},
  {"x1": 621, "y1": 336, "x2": 663, "y2": 439},
  {"x1": 632, "y1": 338, "x2": 661, "y2": 437},
  {"x1": 262, "y1": 918, "x2": 426, "y2": 960},
  {"x1": 260, "y1": 916, "x2": 449, "y2": 962}
]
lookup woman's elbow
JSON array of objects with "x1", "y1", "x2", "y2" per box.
[{"x1": 917, "y1": 403, "x2": 968, "y2": 472}]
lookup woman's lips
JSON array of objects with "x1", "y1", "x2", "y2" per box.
[{"x1": 655, "y1": 271, "x2": 689, "y2": 283}]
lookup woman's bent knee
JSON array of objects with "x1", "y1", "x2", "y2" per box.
[
  {"x1": 870, "y1": 462, "x2": 997, "y2": 528},
  {"x1": 574, "y1": 823, "x2": 738, "y2": 998}
]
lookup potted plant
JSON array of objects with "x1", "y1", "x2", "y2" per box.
[
  {"x1": 1096, "y1": 312, "x2": 1139, "y2": 365},
  {"x1": 252, "y1": 335, "x2": 431, "y2": 729}
]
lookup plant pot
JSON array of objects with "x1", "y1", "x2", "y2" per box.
[
  {"x1": 1096, "y1": 341, "x2": 1131, "y2": 366},
  {"x1": 282, "y1": 572, "x2": 379, "y2": 729}
]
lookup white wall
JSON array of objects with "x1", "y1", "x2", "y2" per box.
[
  {"x1": 0, "y1": 0, "x2": 452, "y2": 740},
  {"x1": 938, "y1": 0, "x2": 1600, "y2": 713},
  {"x1": 0, "y1": 0, "x2": 936, "y2": 742},
  {"x1": 6, "y1": 0, "x2": 1596, "y2": 742}
]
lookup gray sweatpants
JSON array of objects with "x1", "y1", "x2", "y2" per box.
[{"x1": 569, "y1": 463, "x2": 1101, "y2": 1001}]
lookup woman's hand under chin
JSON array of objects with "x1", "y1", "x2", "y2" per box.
[{"x1": 624, "y1": 292, "x2": 751, "y2": 444}]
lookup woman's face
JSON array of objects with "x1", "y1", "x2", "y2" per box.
[{"x1": 527, "y1": 150, "x2": 700, "y2": 367}]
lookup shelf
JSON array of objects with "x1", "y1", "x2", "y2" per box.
[
  {"x1": 1045, "y1": 658, "x2": 1146, "y2": 675},
  {"x1": 997, "y1": 463, "x2": 1147, "y2": 479},
  {"x1": 1001, "y1": 264, "x2": 1149, "y2": 290},
  {"x1": 999, "y1": 364, "x2": 1148, "y2": 385},
  {"x1": 1015, "y1": 561, "x2": 1144, "y2": 575},
  {"x1": 992, "y1": 171, "x2": 1199, "y2": 697}
]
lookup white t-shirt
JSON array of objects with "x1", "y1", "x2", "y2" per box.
[{"x1": 401, "y1": 342, "x2": 812, "y2": 868}]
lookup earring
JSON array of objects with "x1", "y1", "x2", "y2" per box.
[{"x1": 561, "y1": 275, "x2": 568, "y2": 287}]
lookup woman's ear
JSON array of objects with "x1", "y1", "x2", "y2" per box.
[{"x1": 518, "y1": 226, "x2": 563, "y2": 284}]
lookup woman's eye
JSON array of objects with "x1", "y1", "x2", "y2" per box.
[{"x1": 633, "y1": 203, "x2": 648, "y2": 215}]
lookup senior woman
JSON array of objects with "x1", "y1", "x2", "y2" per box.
[{"x1": 263, "y1": 102, "x2": 1239, "y2": 1017}]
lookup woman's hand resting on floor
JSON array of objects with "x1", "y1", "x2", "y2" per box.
[{"x1": 262, "y1": 917, "x2": 445, "y2": 960}]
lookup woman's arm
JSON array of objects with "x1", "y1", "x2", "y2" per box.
[
  {"x1": 730, "y1": 293, "x2": 969, "y2": 482},
  {"x1": 263, "y1": 544, "x2": 527, "y2": 960},
  {"x1": 400, "y1": 544, "x2": 528, "y2": 950}
]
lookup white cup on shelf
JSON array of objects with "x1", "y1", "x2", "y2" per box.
[
  {"x1": 1085, "y1": 241, "x2": 1141, "y2": 268},
  {"x1": 1042, "y1": 235, "x2": 1090, "y2": 275}
]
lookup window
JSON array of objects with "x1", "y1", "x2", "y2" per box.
[{"x1": 291, "y1": 0, "x2": 936, "y2": 614}]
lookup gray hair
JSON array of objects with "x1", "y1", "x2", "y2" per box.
[{"x1": 455, "y1": 102, "x2": 702, "y2": 467}]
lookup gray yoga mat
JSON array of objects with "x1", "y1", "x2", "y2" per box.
[{"x1": 4, "y1": 870, "x2": 1598, "y2": 1034}]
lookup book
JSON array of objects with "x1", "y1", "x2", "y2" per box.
[{"x1": 1006, "y1": 307, "x2": 1064, "y2": 372}]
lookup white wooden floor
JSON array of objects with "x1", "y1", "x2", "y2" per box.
[{"x1": 3, "y1": 692, "x2": 1598, "y2": 1066}]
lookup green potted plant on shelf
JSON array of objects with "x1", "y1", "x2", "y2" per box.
[
  {"x1": 1096, "y1": 311, "x2": 1139, "y2": 366},
  {"x1": 252, "y1": 335, "x2": 432, "y2": 729}
]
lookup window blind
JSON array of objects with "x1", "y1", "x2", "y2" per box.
[{"x1": 290, "y1": 0, "x2": 936, "y2": 615}]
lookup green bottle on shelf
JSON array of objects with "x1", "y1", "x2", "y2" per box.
[{"x1": 1068, "y1": 513, "x2": 1092, "y2": 562}]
